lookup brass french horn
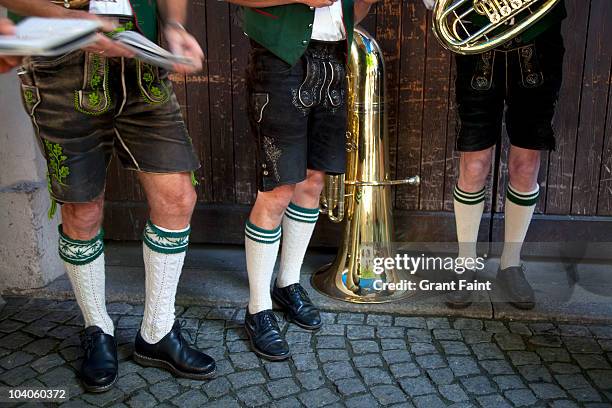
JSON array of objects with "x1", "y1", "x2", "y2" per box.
[
  {"x1": 312, "y1": 27, "x2": 420, "y2": 304},
  {"x1": 433, "y1": 0, "x2": 561, "y2": 55}
]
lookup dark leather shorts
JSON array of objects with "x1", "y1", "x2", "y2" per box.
[
  {"x1": 18, "y1": 51, "x2": 199, "y2": 203},
  {"x1": 246, "y1": 40, "x2": 348, "y2": 192},
  {"x1": 455, "y1": 23, "x2": 565, "y2": 152}
]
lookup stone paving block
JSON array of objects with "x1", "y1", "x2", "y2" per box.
[
  {"x1": 227, "y1": 369, "x2": 266, "y2": 389},
  {"x1": 39, "y1": 366, "x2": 77, "y2": 387},
  {"x1": 347, "y1": 325, "x2": 375, "y2": 340},
  {"x1": 508, "y1": 351, "x2": 541, "y2": 366},
  {"x1": 504, "y1": 389, "x2": 537, "y2": 407},
  {"x1": 316, "y1": 324, "x2": 344, "y2": 336},
  {"x1": 440, "y1": 341, "x2": 471, "y2": 356},
  {"x1": 0, "y1": 350, "x2": 34, "y2": 369},
  {"x1": 358, "y1": 367, "x2": 394, "y2": 385},
  {"x1": 376, "y1": 326, "x2": 405, "y2": 339},
  {"x1": 484, "y1": 320, "x2": 508, "y2": 333},
  {"x1": 12, "y1": 309, "x2": 49, "y2": 323},
  {"x1": 272, "y1": 396, "x2": 303, "y2": 408},
  {"x1": 353, "y1": 354, "x2": 384, "y2": 368},
  {"x1": 517, "y1": 364, "x2": 553, "y2": 382},
  {"x1": 224, "y1": 341, "x2": 248, "y2": 354},
  {"x1": 492, "y1": 375, "x2": 525, "y2": 391},
  {"x1": 266, "y1": 378, "x2": 300, "y2": 399},
  {"x1": 574, "y1": 354, "x2": 611, "y2": 370},
  {"x1": 413, "y1": 394, "x2": 446, "y2": 408},
  {"x1": 508, "y1": 322, "x2": 532, "y2": 336},
  {"x1": 390, "y1": 362, "x2": 421, "y2": 379},
  {"x1": 476, "y1": 394, "x2": 512, "y2": 408},
  {"x1": 405, "y1": 329, "x2": 432, "y2": 343},
  {"x1": 292, "y1": 352, "x2": 319, "y2": 372},
  {"x1": 453, "y1": 318, "x2": 483, "y2": 331},
  {"x1": 394, "y1": 317, "x2": 427, "y2": 328},
  {"x1": 149, "y1": 380, "x2": 180, "y2": 401},
  {"x1": 589, "y1": 326, "x2": 612, "y2": 339},
  {"x1": 0, "y1": 365, "x2": 37, "y2": 386},
  {"x1": 448, "y1": 356, "x2": 480, "y2": 377},
  {"x1": 116, "y1": 373, "x2": 147, "y2": 394},
  {"x1": 567, "y1": 386, "x2": 603, "y2": 402},
  {"x1": 298, "y1": 388, "x2": 340, "y2": 408},
  {"x1": 494, "y1": 333, "x2": 526, "y2": 351},
  {"x1": 371, "y1": 384, "x2": 407, "y2": 405},
  {"x1": 22, "y1": 338, "x2": 59, "y2": 356},
  {"x1": 203, "y1": 396, "x2": 240, "y2": 408},
  {"x1": 317, "y1": 349, "x2": 349, "y2": 363},
  {"x1": 399, "y1": 376, "x2": 436, "y2": 397},
  {"x1": 537, "y1": 347, "x2": 571, "y2": 362},
  {"x1": 229, "y1": 352, "x2": 261, "y2": 370},
  {"x1": 427, "y1": 367, "x2": 454, "y2": 385},
  {"x1": 323, "y1": 361, "x2": 355, "y2": 381},
  {"x1": 529, "y1": 334, "x2": 562, "y2": 348},
  {"x1": 438, "y1": 384, "x2": 469, "y2": 402},
  {"x1": 316, "y1": 336, "x2": 346, "y2": 349},
  {"x1": 433, "y1": 329, "x2": 462, "y2": 341},
  {"x1": 382, "y1": 350, "x2": 412, "y2": 364},
  {"x1": 559, "y1": 325, "x2": 591, "y2": 337},
  {"x1": 31, "y1": 353, "x2": 65, "y2": 373},
  {"x1": 555, "y1": 373, "x2": 592, "y2": 390},
  {"x1": 172, "y1": 389, "x2": 208, "y2": 408},
  {"x1": 366, "y1": 314, "x2": 393, "y2": 326},
  {"x1": 351, "y1": 340, "x2": 380, "y2": 354},
  {"x1": 264, "y1": 361, "x2": 292, "y2": 379},
  {"x1": 415, "y1": 354, "x2": 447, "y2": 370},
  {"x1": 460, "y1": 376, "x2": 495, "y2": 395},
  {"x1": 381, "y1": 338, "x2": 407, "y2": 350},
  {"x1": 461, "y1": 330, "x2": 493, "y2": 344},
  {"x1": 296, "y1": 369, "x2": 325, "y2": 390},
  {"x1": 549, "y1": 363, "x2": 581, "y2": 375},
  {"x1": 563, "y1": 336, "x2": 601, "y2": 354},
  {"x1": 81, "y1": 387, "x2": 125, "y2": 407},
  {"x1": 587, "y1": 369, "x2": 612, "y2": 389},
  {"x1": 471, "y1": 343, "x2": 504, "y2": 360},
  {"x1": 206, "y1": 308, "x2": 235, "y2": 321},
  {"x1": 202, "y1": 376, "x2": 232, "y2": 398},
  {"x1": 0, "y1": 319, "x2": 25, "y2": 333},
  {"x1": 237, "y1": 385, "x2": 271, "y2": 407},
  {"x1": 286, "y1": 331, "x2": 312, "y2": 345},
  {"x1": 480, "y1": 360, "x2": 514, "y2": 375},
  {"x1": 406, "y1": 344, "x2": 433, "y2": 358},
  {"x1": 529, "y1": 383, "x2": 568, "y2": 399},
  {"x1": 550, "y1": 400, "x2": 581, "y2": 408},
  {"x1": 337, "y1": 313, "x2": 365, "y2": 325},
  {"x1": 334, "y1": 378, "x2": 366, "y2": 396},
  {"x1": 0, "y1": 331, "x2": 35, "y2": 349},
  {"x1": 345, "y1": 394, "x2": 380, "y2": 408}
]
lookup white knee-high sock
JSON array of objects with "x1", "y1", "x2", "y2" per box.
[
  {"x1": 277, "y1": 202, "x2": 319, "y2": 288},
  {"x1": 245, "y1": 220, "x2": 281, "y2": 314},
  {"x1": 59, "y1": 226, "x2": 114, "y2": 336},
  {"x1": 141, "y1": 221, "x2": 190, "y2": 344},
  {"x1": 453, "y1": 185, "x2": 486, "y2": 261},
  {"x1": 500, "y1": 184, "x2": 539, "y2": 269}
]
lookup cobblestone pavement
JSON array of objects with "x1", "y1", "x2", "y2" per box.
[{"x1": 0, "y1": 297, "x2": 611, "y2": 407}]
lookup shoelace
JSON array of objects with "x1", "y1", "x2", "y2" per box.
[
  {"x1": 289, "y1": 284, "x2": 311, "y2": 302},
  {"x1": 259, "y1": 312, "x2": 280, "y2": 332}
]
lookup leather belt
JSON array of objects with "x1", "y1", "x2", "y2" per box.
[{"x1": 50, "y1": 0, "x2": 90, "y2": 9}]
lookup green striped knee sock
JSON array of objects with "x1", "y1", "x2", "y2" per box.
[
  {"x1": 277, "y1": 202, "x2": 319, "y2": 288},
  {"x1": 245, "y1": 220, "x2": 281, "y2": 314},
  {"x1": 453, "y1": 185, "x2": 486, "y2": 260},
  {"x1": 500, "y1": 184, "x2": 539, "y2": 269},
  {"x1": 59, "y1": 226, "x2": 114, "y2": 336},
  {"x1": 141, "y1": 221, "x2": 190, "y2": 344}
]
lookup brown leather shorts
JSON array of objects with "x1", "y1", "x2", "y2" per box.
[{"x1": 18, "y1": 51, "x2": 199, "y2": 203}]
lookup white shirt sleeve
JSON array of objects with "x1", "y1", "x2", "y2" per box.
[
  {"x1": 311, "y1": 2, "x2": 346, "y2": 42},
  {"x1": 89, "y1": 0, "x2": 133, "y2": 16}
]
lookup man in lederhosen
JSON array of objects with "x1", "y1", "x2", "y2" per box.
[
  {"x1": 2, "y1": 0, "x2": 214, "y2": 392},
  {"x1": 228, "y1": 0, "x2": 377, "y2": 360},
  {"x1": 423, "y1": 0, "x2": 566, "y2": 310}
]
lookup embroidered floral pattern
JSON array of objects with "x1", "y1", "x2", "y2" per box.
[
  {"x1": 59, "y1": 232, "x2": 104, "y2": 266},
  {"x1": 263, "y1": 136, "x2": 282, "y2": 182},
  {"x1": 45, "y1": 140, "x2": 70, "y2": 186},
  {"x1": 139, "y1": 64, "x2": 169, "y2": 105},
  {"x1": 23, "y1": 89, "x2": 36, "y2": 105},
  {"x1": 143, "y1": 221, "x2": 190, "y2": 254}
]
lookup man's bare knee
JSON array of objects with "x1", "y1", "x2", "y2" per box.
[
  {"x1": 61, "y1": 199, "x2": 104, "y2": 239},
  {"x1": 156, "y1": 185, "x2": 197, "y2": 218}
]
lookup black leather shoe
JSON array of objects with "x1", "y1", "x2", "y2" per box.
[
  {"x1": 80, "y1": 326, "x2": 118, "y2": 393},
  {"x1": 445, "y1": 269, "x2": 476, "y2": 309},
  {"x1": 272, "y1": 281, "x2": 322, "y2": 330},
  {"x1": 496, "y1": 265, "x2": 535, "y2": 310},
  {"x1": 244, "y1": 309, "x2": 290, "y2": 361},
  {"x1": 133, "y1": 320, "x2": 216, "y2": 380}
]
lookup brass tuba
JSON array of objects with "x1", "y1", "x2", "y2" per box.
[
  {"x1": 433, "y1": 0, "x2": 561, "y2": 55},
  {"x1": 312, "y1": 27, "x2": 420, "y2": 304}
]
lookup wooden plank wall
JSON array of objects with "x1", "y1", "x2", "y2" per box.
[{"x1": 105, "y1": 0, "x2": 612, "y2": 242}]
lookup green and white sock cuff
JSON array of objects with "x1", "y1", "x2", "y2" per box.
[
  {"x1": 245, "y1": 221, "x2": 281, "y2": 244},
  {"x1": 285, "y1": 202, "x2": 319, "y2": 224},
  {"x1": 58, "y1": 225, "x2": 104, "y2": 265},
  {"x1": 453, "y1": 185, "x2": 486, "y2": 205},
  {"x1": 507, "y1": 184, "x2": 540, "y2": 206},
  {"x1": 143, "y1": 220, "x2": 190, "y2": 254}
]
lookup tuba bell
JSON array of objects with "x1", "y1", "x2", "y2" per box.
[
  {"x1": 433, "y1": 0, "x2": 561, "y2": 55},
  {"x1": 312, "y1": 27, "x2": 420, "y2": 304}
]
